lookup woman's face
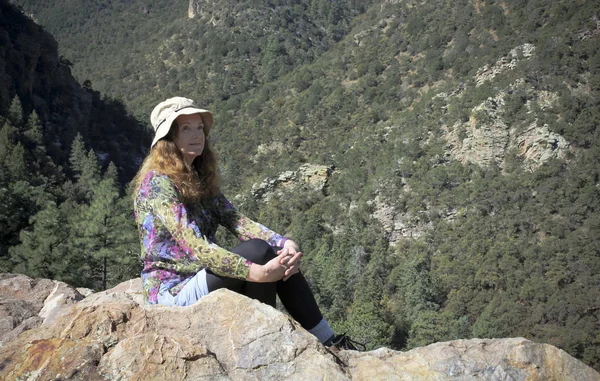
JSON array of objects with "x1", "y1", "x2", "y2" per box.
[{"x1": 173, "y1": 113, "x2": 206, "y2": 165}]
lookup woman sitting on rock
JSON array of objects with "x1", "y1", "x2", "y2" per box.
[{"x1": 132, "y1": 97, "x2": 359, "y2": 350}]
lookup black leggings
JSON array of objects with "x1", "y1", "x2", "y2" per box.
[{"x1": 205, "y1": 239, "x2": 323, "y2": 330}]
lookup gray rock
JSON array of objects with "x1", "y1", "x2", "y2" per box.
[
  {"x1": 251, "y1": 163, "x2": 333, "y2": 202},
  {"x1": 340, "y1": 338, "x2": 600, "y2": 381},
  {"x1": 0, "y1": 276, "x2": 598, "y2": 380},
  {"x1": 0, "y1": 273, "x2": 83, "y2": 346}
]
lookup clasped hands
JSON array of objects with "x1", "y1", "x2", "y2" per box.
[
  {"x1": 276, "y1": 240, "x2": 302, "y2": 281},
  {"x1": 246, "y1": 240, "x2": 302, "y2": 283}
]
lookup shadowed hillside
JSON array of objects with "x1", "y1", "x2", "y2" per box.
[{"x1": 0, "y1": 0, "x2": 147, "y2": 291}]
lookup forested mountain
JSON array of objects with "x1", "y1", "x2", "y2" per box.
[{"x1": 8, "y1": 0, "x2": 600, "y2": 371}]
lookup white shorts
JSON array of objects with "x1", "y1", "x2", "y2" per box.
[{"x1": 157, "y1": 269, "x2": 210, "y2": 306}]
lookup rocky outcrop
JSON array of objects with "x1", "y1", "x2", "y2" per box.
[
  {"x1": 367, "y1": 196, "x2": 433, "y2": 245},
  {"x1": 475, "y1": 44, "x2": 536, "y2": 87},
  {"x1": 1, "y1": 274, "x2": 599, "y2": 380},
  {"x1": 576, "y1": 15, "x2": 600, "y2": 41},
  {"x1": 0, "y1": 273, "x2": 83, "y2": 347},
  {"x1": 251, "y1": 164, "x2": 334, "y2": 202},
  {"x1": 433, "y1": 43, "x2": 572, "y2": 171},
  {"x1": 443, "y1": 79, "x2": 571, "y2": 170},
  {"x1": 340, "y1": 340, "x2": 600, "y2": 380},
  {"x1": 0, "y1": 275, "x2": 347, "y2": 380}
]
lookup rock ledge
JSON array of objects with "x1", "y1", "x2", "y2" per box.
[{"x1": 1, "y1": 274, "x2": 598, "y2": 380}]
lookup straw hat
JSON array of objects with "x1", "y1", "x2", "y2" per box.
[{"x1": 150, "y1": 97, "x2": 214, "y2": 148}]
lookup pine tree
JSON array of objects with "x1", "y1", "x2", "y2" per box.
[
  {"x1": 82, "y1": 149, "x2": 101, "y2": 191},
  {"x1": 23, "y1": 110, "x2": 64, "y2": 189},
  {"x1": 69, "y1": 133, "x2": 87, "y2": 175},
  {"x1": 69, "y1": 135, "x2": 100, "y2": 201},
  {"x1": 71, "y1": 162, "x2": 139, "y2": 289},
  {"x1": 24, "y1": 110, "x2": 44, "y2": 146},
  {"x1": 9, "y1": 201, "x2": 74, "y2": 282},
  {"x1": 6, "y1": 142, "x2": 28, "y2": 181},
  {"x1": 343, "y1": 238, "x2": 394, "y2": 349},
  {"x1": 7, "y1": 96, "x2": 24, "y2": 129},
  {"x1": 261, "y1": 36, "x2": 286, "y2": 81},
  {"x1": 0, "y1": 122, "x2": 16, "y2": 165},
  {"x1": 0, "y1": 119, "x2": 33, "y2": 263}
]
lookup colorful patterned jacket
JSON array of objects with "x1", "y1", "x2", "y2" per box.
[{"x1": 134, "y1": 170, "x2": 288, "y2": 304}]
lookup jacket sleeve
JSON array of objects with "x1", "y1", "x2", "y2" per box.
[
  {"x1": 145, "y1": 173, "x2": 251, "y2": 279},
  {"x1": 216, "y1": 193, "x2": 288, "y2": 247}
]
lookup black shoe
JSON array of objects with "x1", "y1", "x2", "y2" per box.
[{"x1": 326, "y1": 334, "x2": 366, "y2": 352}]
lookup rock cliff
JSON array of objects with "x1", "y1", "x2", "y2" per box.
[
  {"x1": 250, "y1": 163, "x2": 333, "y2": 202},
  {"x1": 1, "y1": 273, "x2": 599, "y2": 380},
  {"x1": 436, "y1": 44, "x2": 572, "y2": 171}
]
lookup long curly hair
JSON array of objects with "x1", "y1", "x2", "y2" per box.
[{"x1": 132, "y1": 117, "x2": 220, "y2": 203}]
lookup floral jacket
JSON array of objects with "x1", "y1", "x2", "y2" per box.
[{"x1": 134, "y1": 171, "x2": 288, "y2": 304}]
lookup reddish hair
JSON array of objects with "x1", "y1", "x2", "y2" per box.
[{"x1": 133, "y1": 118, "x2": 220, "y2": 203}]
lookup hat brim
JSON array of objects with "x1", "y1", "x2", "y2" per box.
[{"x1": 151, "y1": 107, "x2": 213, "y2": 148}]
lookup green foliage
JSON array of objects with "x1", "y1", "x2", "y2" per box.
[
  {"x1": 7, "y1": 96, "x2": 24, "y2": 128},
  {"x1": 24, "y1": 111, "x2": 43, "y2": 146},
  {"x1": 342, "y1": 239, "x2": 395, "y2": 349},
  {"x1": 2, "y1": 102, "x2": 141, "y2": 290},
  {"x1": 9, "y1": 201, "x2": 73, "y2": 281},
  {"x1": 71, "y1": 162, "x2": 139, "y2": 289}
]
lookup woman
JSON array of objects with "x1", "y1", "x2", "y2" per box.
[{"x1": 132, "y1": 97, "x2": 357, "y2": 349}]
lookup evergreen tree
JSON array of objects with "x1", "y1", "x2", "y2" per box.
[
  {"x1": 7, "y1": 96, "x2": 24, "y2": 129},
  {"x1": 343, "y1": 238, "x2": 395, "y2": 349},
  {"x1": 71, "y1": 162, "x2": 139, "y2": 289},
  {"x1": 7, "y1": 142, "x2": 28, "y2": 182},
  {"x1": 24, "y1": 111, "x2": 44, "y2": 146},
  {"x1": 0, "y1": 122, "x2": 15, "y2": 165},
  {"x1": 261, "y1": 36, "x2": 286, "y2": 81},
  {"x1": 9, "y1": 201, "x2": 73, "y2": 282},
  {"x1": 69, "y1": 135, "x2": 101, "y2": 201},
  {"x1": 69, "y1": 133, "x2": 87, "y2": 175},
  {"x1": 23, "y1": 110, "x2": 64, "y2": 189}
]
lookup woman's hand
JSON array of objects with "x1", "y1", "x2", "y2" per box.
[
  {"x1": 246, "y1": 253, "x2": 299, "y2": 283},
  {"x1": 246, "y1": 240, "x2": 302, "y2": 282},
  {"x1": 277, "y1": 240, "x2": 302, "y2": 281}
]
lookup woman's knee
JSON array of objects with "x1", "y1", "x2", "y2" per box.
[{"x1": 232, "y1": 239, "x2": 276, "y2": 265}]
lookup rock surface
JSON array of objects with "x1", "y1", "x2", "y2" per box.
[
  {"x1": 1, "y1": 274, "x2": 599, "y2": 381},
  {"x1": 475, "y1": 44, "x2": 536, "y2": 87},
  {"x1": 433, "y1": 43, "x2": 572, "y2": 172},
  {"x1": 443, "y1": 79, "x2": 571, "y2": 171},
  {"x1": 0, "y1": 273, "x2": 83, "y2": 346},
  {"x1": 251, "y1": 163, "x2": 333, "y2": 202}
]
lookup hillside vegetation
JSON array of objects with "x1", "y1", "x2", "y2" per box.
[
  {"x1": 10, "y1": 0, "x2": 600, "y2": 370},
  {"x1": 0, "y1": 0, "x2": 144, "y2": 292}
]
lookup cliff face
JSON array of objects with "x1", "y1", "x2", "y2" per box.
[
  {"x1": 1, "y1": 273, "x2": 599, "y2": 381},
  {"x1": 366, "y1": 43, "x2": 575, "y2": 245},
  {"x1": 0, "y1": 0, "x2": 149, "y2": 180},
  {"x1": 439, "y1": 44, "x2": 572, "y2": 171},
  {"x1": 0, "y1": 0, "x2": 91, "y2": 138}
]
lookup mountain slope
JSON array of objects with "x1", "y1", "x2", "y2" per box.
[{"x1": 13, "y1": 0, "x2": 600, "y2": 369}]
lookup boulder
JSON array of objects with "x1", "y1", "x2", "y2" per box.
[
  {"x1": 0, "y1": 281, "x2": 347, "y2": 380},
  {"x1": 0, "y1": 275, "x2": 598, "y2": 380},
  {"x1": 0, "y1": 273, "x2": 83, "y2": 346},
  {"x1": 340, "y1": 339, "x2": 600, "y2": 380}
]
